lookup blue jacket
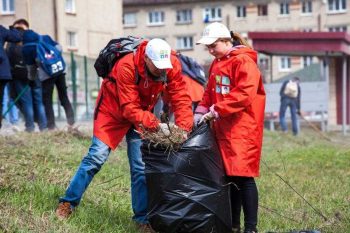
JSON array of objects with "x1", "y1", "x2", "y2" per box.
[{"x1": 0, "y1": 25, "x2": 21, "y2": 80}]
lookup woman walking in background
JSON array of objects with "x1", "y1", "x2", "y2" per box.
[{"x1": 195, "y1": 22, "x2": 266, "y2": 233}]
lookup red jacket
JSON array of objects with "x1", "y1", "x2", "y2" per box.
[
  {"x1": 93, "y1": 41, "x2": 193, "y2": 149},
  {"x1": 198, "y1": 47, "x2": 266, "y2": 177}
]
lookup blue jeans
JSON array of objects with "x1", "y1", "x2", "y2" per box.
[
  {"x1": 279, "y1": 97, "x2": 299, "y2": 135},
  {"x1": 2, "y1": 83, "x2": 19, "y2": 125},
  {"x1": 59, "y1": 128, "x2": 148, "y2": 224},
  {"x1": 13, "y1": 79, "x2": 47, "y2": 132}
]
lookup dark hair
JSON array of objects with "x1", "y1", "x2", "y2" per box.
[
  {"x1": 293, "y1": 77, "x2": 300, "y2": 81},
  {"x1": 13, "y1": 18, "x2": 29, "y2": 28}
]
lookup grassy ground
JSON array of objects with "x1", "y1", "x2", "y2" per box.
[{"x1": 0, "y1": 128, "x2": 349, "y2": 233}]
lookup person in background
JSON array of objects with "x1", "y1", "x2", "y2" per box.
[
  {"x1": 195, "y1": 22, "x2": 266, "y2": 233},
  {"x1": 1, "y1": 83, "x2": 20, "y2": 131},
  {"x1": 6, "y1": 19, "x2": 47, "y2": 132},
  {"x1": 279, "y1": 76, "x2": 301, "y2": 136},
  {"x1": 55, "y1": 38, "x2": 193, "y2": 233},
  {"x1": 0, "y1": 24, "x2": 21, "y2": 130},
  {"x1": 22, "y1": 29, "x2": 75, "y2": 130}
]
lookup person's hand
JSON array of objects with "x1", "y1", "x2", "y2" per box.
[
  {"x1": 158, "y1": 123, "x2": 170, "y2": 136},
  {"x1": 194, "y1": 113, "x2": 203, "y2": 126},
  {"x1": 297, "y1": 110, "x2": 301, "y2": 116},
  {"x1": 199, "y1": 111, "x2": 215, "y2": 124}
]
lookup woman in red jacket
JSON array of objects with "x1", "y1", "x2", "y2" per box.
[{"x1": 195, "y1": 22, "x2": 266, "y2": 233}]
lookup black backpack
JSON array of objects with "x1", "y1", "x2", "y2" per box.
[
  {"x1": 6, "y1": 42, "x2": 28, "y2": 80},
  {"x1": 94, "y1": 36, "x2": 143, "y2": 78},
  {"x1": 178, "y1": 53, "x2": 206, "y2": 86}
]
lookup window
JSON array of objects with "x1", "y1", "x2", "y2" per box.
[
  {"x1": 328, "y1": 25, "x2": 347, "y2": 32},
  {"x1": 257, "y1": 4, "x2": 268, "y2": 16},
  {"x1": 301, "y1": 1, "x2": 312, "y2": 14},
  {"x1": 302, "y1": 28, "x2": 313, "y2": 32},
  {"x1": 279, "y1": 57, "x2": 291, "y2": 71},
  {"x1": 148, "y1": 11, "x2": 165, "y2": 25},
  {"x1": 302, "y1": 56, "x2": 313, "y2": 68},
  {"x1": 1, "y1": 0, "x2": 14, "y2": 14},
  {"x1": 259, "y1": 58, "x2": 269, "y2": 70},
  {"x1": 237, "y1": 6, "x2": 246, "y2": 18},
  {"x1": 203, "y1": 7, "x2": 222, "y2": 22},
  {"x1": 176, "y1": 9, "x2": 192, "y2": 23},
  {"x1": 67, "y1": 31, "x2": 77, "y2": 49},
  {"x1": 65, "y1": 0, "x2": 75, "y2": 13},
  {"x1": 176, "y1": 36, "x2": 193, "y2": 50},
  {"x1": 123, "y1": 12, "x2": 137, "y2": 27},
  {"x1": 328, "y1": 0, "x2": 347, "y2": 12},
  {"x1": 280, "y1": 2, "x2": 290, "y2": 15}
]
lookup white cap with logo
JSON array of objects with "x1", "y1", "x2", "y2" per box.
[
  {"x1": 196, "y1": 22, "x2": 231, "y2": 45},
  {"x1": 145, "y1": 38, "x2": 173, "y2": 69}
]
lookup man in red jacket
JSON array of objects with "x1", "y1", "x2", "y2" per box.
[{"x1": 56, "y1": 38, "x2": 193, "y2": 230}]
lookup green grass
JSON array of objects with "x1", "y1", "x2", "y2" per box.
[{"x1": 0, "y1": 129, "x2": 349, "y2": 232}]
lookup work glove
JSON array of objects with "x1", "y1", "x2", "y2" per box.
[
  {"x1": 158, "y1": 123, "x2": 171, "y2": 136},
  {"x1": 199, "y1": 111, "x2": 215, "y2": 124},
  {"x1": 199, "y1": 105, "x2": 219, "y2": 124}
]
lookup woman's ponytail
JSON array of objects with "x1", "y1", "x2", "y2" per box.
[{"x1": 230, "y1": 31, "x2": 252, "y2": 49}]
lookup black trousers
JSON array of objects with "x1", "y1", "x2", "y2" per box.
[
  {"x1": 42, "y1": 74, "x2": 75, "y2": 129},
  {"x1": 227, "y1": 176, "x2": 258, "y2": 232},
  {"x1": 0, "y1": 80, "x2": 9, "y2": 129}
]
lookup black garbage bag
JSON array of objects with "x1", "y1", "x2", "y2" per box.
[{"x1": 141, "y1": 123, "x2": 232, "y2": 233}]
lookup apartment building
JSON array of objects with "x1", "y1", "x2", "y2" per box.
[
  {"x1": 123, "y1": 0, "x2": 350, "y2": 81},
  {"x1": 0, "y1": 0, "x2": 123, "y2": 57}
]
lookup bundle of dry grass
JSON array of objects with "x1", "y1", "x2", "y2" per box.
[{"x1": 136, "y1": 123, "x2": 187, "y2": 151}]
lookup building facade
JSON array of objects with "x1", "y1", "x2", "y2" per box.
[
  {"x1": 0, "y1": 0, "x2": 123, "y2": 57},
  {"x1": 123, "y1": 0, "x2": 350, "y2": 81}
]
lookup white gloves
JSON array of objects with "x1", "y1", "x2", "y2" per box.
[
  {"x1": 199, "y1": 111, "x2": 215, "y2": 124},
  {"x1": 158, "y1": 123, "x2": 171, "y2": 136}
]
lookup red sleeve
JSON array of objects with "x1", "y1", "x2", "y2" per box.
[
  {"x1": 165, "y1": 55, "x2": 193, "y2": 132},
  {"x1": 114, "y1": 61, "x2": 159, "y2": 130},
  {"x1": 197, "y1": 62, "x2": 214, "y2": 112},
  {"x1": 214, "y1": 55, "x2": 261, "y2": 117}
]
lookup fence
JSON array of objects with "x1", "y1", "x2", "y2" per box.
[
  {"x1": 54, "y1": 52, "x2": 100, "y2": 121},
  {"x1": 264, "y1": 81, "x2": 328, "y2": 131}
]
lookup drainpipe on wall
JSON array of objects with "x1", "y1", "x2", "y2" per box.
[
  {"x1": 26, "y1": 0, "x2": 31, "y2": 26},
  {"x1": 52, "y1": 0, "x2": 58, "y2": 41}
]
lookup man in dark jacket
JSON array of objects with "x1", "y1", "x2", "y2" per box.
[
  {"x1": 0, "y1": 24, "x2": 21, "y2": 129},
  {"x1": 22, "y1": 29, "x2": 75, "y2": 130},
  {"x1": 6, "y1": 19, "x2": 47, "y2": 132},
  {"x1": 279, "y1": 76, "x2": 301, "y2": 135}
]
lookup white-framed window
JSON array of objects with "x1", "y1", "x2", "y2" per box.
[
  {"x1": 302, "y1": 56, "x2": 313, "y2": 68},
  {"x1": 176, "y1": 9, "x2": 192, "y2": 23},
  {"x1": 148, "y1": 11, "x2": 165, "y2": 25},
  {"x1": 280, "y1": 2, "x2": 290, "y2": 15},
  {"x1": 279, "y1": 56, "x2": 291, "y2": 71},
  {"x1": 1, "y1": 0, "x2": 14, "y2": 14},
  {"x1": 257, "y1": 4, "x2": 268, "y2": 16},
  {"x1": 176, "y1": 36, "x2": 193, "y2": 50},
  {"x1": 328, "y1": 25, "x2": 347, "y2": 32},
  {"x1": 237, "y1": 6, "x2": 246, "y2": 18},
  {"x1": 123, "y1": 12, "x2": 137, "y2": 27},
  {"x1": 327, "y1": 0, "x2": 347, "y2": 13},
  {"x1": 259, "y1": 57, "x2": 269, "y2": 71},
  {"x1": 65, "y1": 0, "x2": 75, "y2": 14},
  {"x1": 203, "y1": 7, "x2": 222, "y2": 22},
  {"x1": 67, "y1": 31, "x2": 77, "y2": 49},
  {"x1": 301, "y1": 0, "x2": 312, "y2": 14}
]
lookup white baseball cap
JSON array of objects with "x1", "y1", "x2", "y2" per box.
[
  {"x1": 196, "y1": 22, "x2": 231, "y2": 45},
  {"x1": 145, "y1": 38, "x2": 173, "y2": 69}
]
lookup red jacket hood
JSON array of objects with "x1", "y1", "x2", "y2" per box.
[{"x1": 229, "y1": 46, "x2": 258, "y2": 63}]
